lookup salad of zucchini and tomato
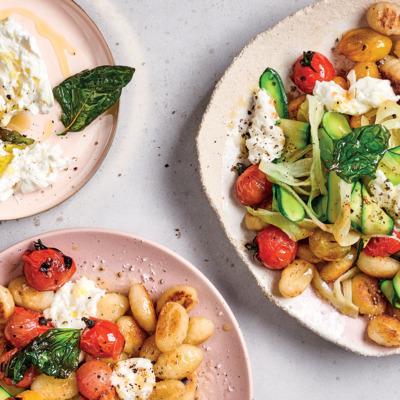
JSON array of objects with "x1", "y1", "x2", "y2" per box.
[{"x1": 235, "y1": 2, "x2": 400, "y2": 347}]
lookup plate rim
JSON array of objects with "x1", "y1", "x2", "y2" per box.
[
  {"x1": 0, "y1": 0, "x2": 119, "y2": 221},
  {"x1": 0, "y1": 226, "x2": 254, "y2": 398},
  {"x1": 195, "y1": 0, "x2": 397, "y2": 356}
]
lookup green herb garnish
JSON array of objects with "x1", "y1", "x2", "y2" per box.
[
  {"x1": 5, "y1": 329, "x2": 81, "y2": 384},
  {"x1": 330, "y1": 124, "x2": 390, "y2": 183},
  {"x1": 53, "y1": 65, "x2": 135, "y2": 135}
]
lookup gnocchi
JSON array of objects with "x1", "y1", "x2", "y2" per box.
[
  {"x1": 129, "y1": 283, "x2": 157, "y2": 333},
  {"x1": 97, "y1": 293, "x2": 129, "y2": 323},
  {"x1": 367, "y1": 314, "x2": 400, "y2": 347},
  {"x1": 366, "y1": 2, "x2": 400, "y2": 36},
  {"x1": 116, "y1": 316, "x2": 147, "y2": 356},
  {"x1": 184, "y1": 317, "x2": 215, "y2": 346},
  {"x1": 156, "y1": 285, "x2": 198, "y2": 314},
  {"x1": 147, "y1": 380, "x2": 185, "y2": 400},
  {"x1": 154, "y1": 344, "x2": 203, "y2": 380},
  {"x1": 357, "y1": 252, "x2": 400, "y2": 279},
  {"x1": 319, "y1": 248, "x2": 357, "y2": 283},
  {"x1": 278, "y1": 259, "x2": 315, "y2": 298},
  {"x1": 140, "y1": 334, "x2": 163, "y2": 363},
  {"x1": 30, "y1": 373, "x2": 78, "y2": 400},
  {"x1": 155, "y1": 302, "x2": 189, "y2": 353},
  {"x1": 0, "y1": 285, "x2": 15, "y2": 323}
]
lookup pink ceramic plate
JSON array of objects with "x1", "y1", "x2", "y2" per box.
[
  {"x1": 0, "y1": 0, "x2": 117, "y2": 220},
  {"x1": 0, "y1": 228, "x2": 253, "y2": 399}
]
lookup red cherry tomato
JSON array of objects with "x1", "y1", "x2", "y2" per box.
[
  {"x1": 0, "y1": 349, "x2": 38, "y2": 388},
  {"x1": 363, "y1": 229, "x2": 400, "y2": 257},
  {"x1": 22, "y1": 240, "x2": 76, "y2": 291},
  {"x1": 247, "y1": 226, "x2": 298, "y2": 270},
  {"x1": 236, "y1": 165, "x2": 273, "y2": 207},
  {"x1": 80, "y1": 318, "x2": 124, "y2": 360},
  {"x1": 5, "y1": 307, "x2": 53, "y2": 348},
  {"x1": 76, "y1": 360, "x2": 113, "y2": 400},
  {"x1": 292, "y1": 51, "x2": 335, "y2": 94}
]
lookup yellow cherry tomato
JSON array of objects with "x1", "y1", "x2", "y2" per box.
[
  {"x1": 352, "y1": 61, "x2": 381, "y2": 80},
  {"x1": 339, "y1": 28, "x2": 392, "y2": 62},
  {"x1": 15, "y1": 391, "x2": 44, "y2": 400}
]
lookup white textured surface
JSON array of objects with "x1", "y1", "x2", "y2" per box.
[{"x1": 2, "y1": 0, "x2": 400, "y2": 399}]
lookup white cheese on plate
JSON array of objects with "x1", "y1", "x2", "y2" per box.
[
  {"x1": 111, "y1": 358, "x2": 155, "y2": 400},
  {"x1": 0, "y1": 139, "x2": 72, "y2": 201},
  {"x1": 44, "y1": 277, "x2": 105, "y2": 329},
  {"x1": 313, "y1": 70, "x2": 400, "y2": 115},
  {"x1": 0, "y1": 17, "x2": 54, "y2": 126},
  {"x1": 368, "y1": 169, "x2": 400, "y2": 225},
  {"x1": 246, "y1": 88, "x2": 285, "y2": 164}
]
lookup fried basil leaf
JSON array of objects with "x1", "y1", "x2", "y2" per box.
[
  {"x1": 5, "y1": 329, "x2": 81, "y2": 384},
  {"x1": 330, "y1": 124, "x2": 390, "y2": 183},
  {"x1": 53, "y1": 65, "x2": 135, "y2": 135}
]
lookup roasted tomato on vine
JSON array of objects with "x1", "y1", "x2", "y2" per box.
[
  {"x1": 291, "y1": 51, "x2": 335, "y2": 94},
  {"x1": 80, "y1": 318, "x2": 124, "y2": 360},
  {"x1": 0, "y1": 348, "x2": 38, "y2": 388},
  {"x1": 22, "y1": 240, "x2": 76, "y2": 291},
  {"x1": 235, "y1": 164, "x2": 273, "y2": 207},
  {"x1": 363, "y1": 229, "x2": 400, "y2": 257},
  {"x1": 246, "y1": 225, "x2": 298, "y2": 270},
  {"x1": 76, "y1": 360, "x2": 114, "y2": 400},
  {"x1": 5, "y1": 307, "x2": 53, "y2": 348}
]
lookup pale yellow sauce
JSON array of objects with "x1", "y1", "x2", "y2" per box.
[
  {"x1": 7, "y1": 113, "x2": 31, "y2": 132},
  {"x1": 0, "y1": 8, "x2": 76, "y2": 78},
  {"x1": 42, "y1": 119, "x2": 54, "y2": 141}
]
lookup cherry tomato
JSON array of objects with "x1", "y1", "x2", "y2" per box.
[
  {"x1": 0, "y1": 349, "x2": 38, "y2": 388},
  {"x1": 76, "y1": 360, "x2": 113, "y2": 400},
  {"x1": 22, "y1": 240, "x2": 76, "y2": 291},
  {"x1": 236, "y1": 165, "x2": 273, "y2": 207},
  {"x1": 363, "y1": 229, "x2": 400, "y2": 257},
  {"x1": 291, "y1": 51, "x2": 335, "y2": 94},
  {"x1": 80, "y1": 318, "x2": 124, "y2": 360},
  {"x1": 5, "y1": 307, "x2": 52, "y2": 348},
  {"x1": 246, "y1": 226, "x2": 298, "y2": 270}
]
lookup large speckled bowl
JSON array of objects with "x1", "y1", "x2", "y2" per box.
[
  {"x1": 0, "y1": 228, "x2": 253, "y2": 399},
  {"x1": 196, "y1": 0, "x2": 398, "y2": 356}
]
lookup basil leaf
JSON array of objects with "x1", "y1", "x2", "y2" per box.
[
  {"x1": 6, "y1": 329, "x2": 81, "y2": 384},
  {"x1": 330, "y1": 124, "x2": 390, "y2": 184},
  {"x1": 53, "y1": 65, "x2": 135, "y2": 135},
  {"x1": 0, "y1": 128, "x2": 34, "y2": 145}
]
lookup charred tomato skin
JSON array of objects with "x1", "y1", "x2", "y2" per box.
[
  {"x1": 22, "y1": 243, "x2": 76, "y2": 291},
  {"x1": 292, "y1": 51, "x2": 335, "y2": 94},
  {"x1": 5, "y1": 307, "x2": 53, "y2": 348},
  {"x1": 248, "y1": 226, "x2": 298, "y2": 270},
  {"x1": 236, "y1": 165, "x2": 273, "y2": 207}
]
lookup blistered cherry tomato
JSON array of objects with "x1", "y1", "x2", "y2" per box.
[
  {"x1": 0, "y1": 349, "x2": 38, "y2": 388},
  {"x1": 236, "y1": 165, "x2": 273, "y2": 207},
  {"x1": 5, "y1": 307, "x2": 52, "y2": 348},
  {"x1": 292, "y1": 51, "x2": 335, "y2": 94},
  {"x1": 246, "y1": 226, "x2": 298, "y2": 270},
  {"x1": 363, "y1": 229, "x2": 400, "y2": 257},
  {"x1": 76, "y1": 360, "x2": 113, "y2": 400},
  {"x1": 80, "y1": 318, "x2": 124, "y2": 360},
  {"x1": 22, "y1": 240, "x2": 76, "y2": 291}
]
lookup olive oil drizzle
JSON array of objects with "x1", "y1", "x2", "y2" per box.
[{"x1": 0, "y1": 8, "x2": 76, "y2": 78}]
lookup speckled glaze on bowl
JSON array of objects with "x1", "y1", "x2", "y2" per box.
[
  {"x1": 0, "y1": 228, "x2": 253, "y2": 399},
  {"x1": 196, "y1": 0, "x2": 399, "y2": 356},
  {"x1": 0, "y1": 0, "x2": 118, "y2": 220}
]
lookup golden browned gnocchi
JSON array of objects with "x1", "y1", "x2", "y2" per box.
[
  {"x1": 184, "y1": 317, "x2": 215, "y2": 346},
  {"x1": 140, "y1": 334, "x2": 163, "y2": 363},
  {"x1": 155, "y1": 302, "x2": 189, "y2": 353},
  {"x1": 30, "y1": 373, "x2": 78, "y2": 400},
  {"x1": 0, "y1": 284, "x2": 15, "y2": 323},
  {"x1": 148, "y1": 380, "x2": 185, "y2": 400},
  {"x1": 278, "y1": 259, "x2": 315, "y2": 298},
  {"x1": 366, "y1": 2, "x2": 400, "y2": 36},
  {"x1": 153, "y1": 344, "x2": 203, "y2": 380},
  {"x1": 117, "y1": 315, "x2": 147, "y2": 356},
  {"x1": 129, "y1": 283, "x2": 157, "y2": 333},
  {"x1": 97, "y1": 292, "x2": 129, "y2": 323},
  {"x1": 156, "y1": 285, "x2": 198, "y2": 314}
]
